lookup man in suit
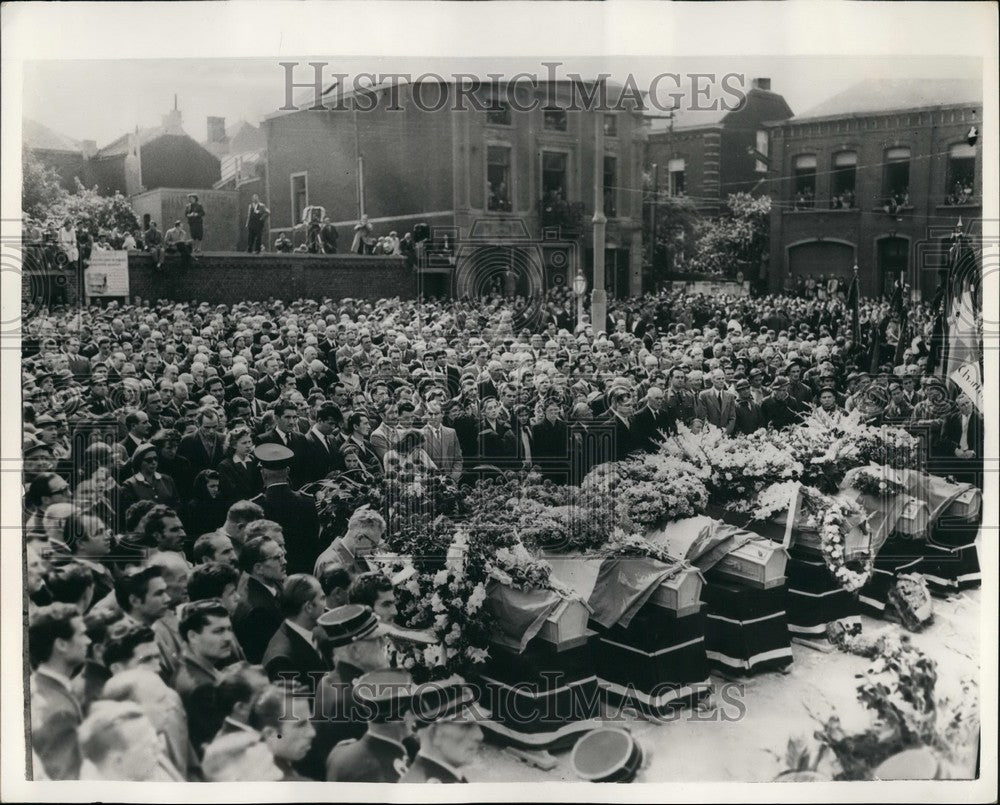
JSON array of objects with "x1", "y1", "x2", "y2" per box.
[
  {"x1": 262, "y1": 575, "x2": 329, "y2": 695},
  {"x1": 302, "y1": 402, "x2": 345, "y2": 483},
  {"x1": 369, "y1": 403, "x2": 401, "y2": 461},
  {"x1": 249, "y1": 444, "x2": 320, "y2": 575},
  {"x1": 786, "y1": 361, "x2": 815, "y2": 406},
  {"x1": 696, "y1": 369, "x2": 737, "y2": 434},
  {"x1": 941, "y1": 393, "x2": 984, "y2": 485},
  {"x1": 603, "y1": 388, "x2": 635, "y2": 461},
  {"x1": 177, "y1": 408, "x2": 225, "y2": 473},
  {"x1": 762, "y1": 375, "x2": 810, "y2": 430},
  {"x1": 232, "y1": 536, "x2": 286, "y2": 664},
  {"x1": 421, "y1": 401, "x2": 463, "y2": 482},
  {"x1": 530, "y1": 399, "x2": 571, "y2": 481},
  {"x1": 246, "y1": 194, "x2": 269, "y2": 254},
  {"x1": 629, "y1": 385, "x2": 673, "y2": 452},
  {"x1": 732, "y1": 379, "x2": 765, "y2": 435},
  {"x1": 258, "y1": 402, "x2": 309, "y2": 489},
  {"x1": 119, "y1": 411, "x2": 152, "y2": 458},
  {"x1": 29, "y1": 603, "x2": 89, "y2": 779}
]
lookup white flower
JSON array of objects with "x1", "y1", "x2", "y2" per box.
[
  {"x1": 466, "y1": 647, "x2": 489, "y2": 663},
  {"x1": 430, "y1": 593, "x2": 446, "y2": 614},
  {"x1": 422, "y1": 644, "x2": 445, "y2": 666},
  {"x1": 432, "y1": 568, "x2": 450, "y2": 587}
]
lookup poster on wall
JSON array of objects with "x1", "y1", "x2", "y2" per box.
[{"x1": 84, "y1": 250, "x2": 130, "y2": 297}]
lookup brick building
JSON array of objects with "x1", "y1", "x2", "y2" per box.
[
  {"x1": 644, "y1": 78, "x2": 794, "y2": 213},
  {"x1": 764, "y1": 79, "x2": 982, "y2": 298},
  {"x1": 263, "y1": 78, "x2": 646, "y2": 298}
]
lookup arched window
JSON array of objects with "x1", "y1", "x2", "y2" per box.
[
  {"x1": 793, "y1": 154, "x2": 816, "y2": 208},
  {"x1": 830, "y1": 151, "x2": 857, "y2": 208}
]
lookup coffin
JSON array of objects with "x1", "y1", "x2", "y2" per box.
[
  {"x1": 944, "y1": 487, "x2": 981, "y2": 521},
  {"x1": 895, "y1": 496, "x2": 930, "y2": 537},
  {"x1": 648, "y1": 566, "x2": 703, "y2": 616},
  {"x1": 536, "y1": 597, "x2": 592, "y2": 649},
  {"x1": 791, "y1": 524, "x2": 870, "y2": 562},
  {"x1": 709, "y1": 540, "x2": 788, "y2": 589}
]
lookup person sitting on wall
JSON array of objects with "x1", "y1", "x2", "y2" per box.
[
  {"x1": 274, "y1": 232, "x2": 294, "y2": 253},
  {"x1": 164, "y1": 221, "x2": 194, "y2": 270},
  {"x1": 321, "y1": 217, "x2": 339, "y2": 255},
  {"x1": 144, "y1": 222, "x2": 165, "y2": 270}
]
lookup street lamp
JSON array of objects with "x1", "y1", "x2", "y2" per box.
[{"x1": 573, "y1": 269, "x2": 587, "y2": 328}]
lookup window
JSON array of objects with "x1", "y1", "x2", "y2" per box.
[
  {"x1": 831, "y1": 151, "x2": 857, "y2": 208},
  {"x1": 667, "y1": 158, "x2": 685, "y2": 197},
  {"x1": 604, "y1": 115, "x2": 618, "y2": 137},
  {"x1": 486, "y1": 102, "x2": 511, "y2": 127},
  {"x1": 946, "y1": 143, "x2": 975, "y2": 205},
  {"x1": 290, "y1": 173, "x2": 308, "y2": 225},
  {"x1": 883, "y1": 147, "x2": 910, "y2": 207},
  {"x1": 603, "y1": 156, "x2": 617, "y2": 217},
  {"x1": 793, "y1": 155, "x2": 816, "y2": 209},
  {"x1": 543, "y1": 109, "x2": 568, "y2": 131},
  {"x1": 754, "y1": 130, "x2": 769, "y2": 174},
  {"x1": 541, "y1": 151, "x2": 568, "y2": 199},
  {"x1": 487, "y1": 146, "x2": 512, "y2": 212}
]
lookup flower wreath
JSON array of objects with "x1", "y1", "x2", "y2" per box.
[
  {"x1": 818, "y1": 497, "x2": 874, "y2": 593},
  {"x1": 851, "y1": 467, "x2": 907, "y2": 499}
]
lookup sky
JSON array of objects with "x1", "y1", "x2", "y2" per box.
[{"x1": 22, "y1": 55, "x2": 983, "y2": 146}]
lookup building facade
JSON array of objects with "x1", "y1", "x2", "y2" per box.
[
  {"x1": 764, "y1": 80, "x2": 982, "y2": 298},
  {"x1": 263, "y1": 79, "x2": 646, "y2": 298},
  {"x1": 645, "y1": 78, "x2": 794, "y2": 214}
]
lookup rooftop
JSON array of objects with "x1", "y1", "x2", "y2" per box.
[
  {"x1": 23, "y1": 118, "x2": 81, "y2": 153},
  {"x1": 793, "y1": 78, "x2": 982, "y2": 121}
]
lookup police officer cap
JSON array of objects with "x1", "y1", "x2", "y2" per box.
[
  {"x1": 253, "y1": 442, "x2": 294, "y2": 469},
  {"x1": 411, "y1": 676, "x2": 481, "y2": 727},
  {"x1": 571, "y1": 727, "x2": 644, "y2": 783},
  {"x1": 354, "y1": 669, "x2": 415, "y2": 721},
  {"x1": 317, "y1": 604, "x2": 384, "y2": 648}
]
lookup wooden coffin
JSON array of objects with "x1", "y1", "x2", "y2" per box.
[
  {"x1": 791, "y1": 524, "x2": 870, "y2": 561},
  {"x1": 710, "y1": 539, "x2": 788, "y2": 589},
  {"x1": 945, "y1": 487, "x2": 981, "y2": 521},
  {"x1": 648, "y1": 566, "x2": 703, "y2": 616},
  {"x1": 536, "y1": 597, "x2": 592, "y2": 649},
  {"x1": 895, "y1": 496, "x2": 930, "y2": 537}
]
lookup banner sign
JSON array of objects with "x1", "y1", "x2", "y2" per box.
[
  {"x1": 950, "y1": 362, "x2": 983, "y2": 413},
  {"x1": 84, "y1": 250, "x2": 130, "y2": 297}
]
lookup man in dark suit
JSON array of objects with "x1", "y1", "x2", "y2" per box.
[
  {"x1": 302, "y1": 403, "x2": 345, "y2": 483},
  {"x1": 29, "y1": 604, "x2": 88, "y2": 780},
  {"x1": 664, "y1": 367, "x2": 697, "y2": 430},
  {"x1": 262, "y1": 575, "x2": 329, "y2": 695},
  {"x1": 119, "y1": 411, "x2": 152, "y2": 458},
  {"x1": 249, "y1": 444, "x2": 320, "y2": 575},
  {"x1": 696, "y1": 369, "x2": 737, "y2": 434},
  {"x1": 530, "y1": 399, "x2": 571, "y2": 481},
  {"x1": 257, "y1": 402, "x2": 310, "y2": 489},
  {"x1": 762, "y1": 375, "x2": 810, "y2": 430},
  {"x1": 603, "y1": 388, "x2": 635, "y2": 461},
  {"x1": 177, "y1": 408, "x2": 225, "y2": 473},
  {"x1": 246, "y1": 194, "x2": 269, "y2": 254},
  {"x1": 732, "y1": 379, "x2": 765, "y2": 435},
  {"x1": 629, "y1": 385, "x2": 673, "y2": 452},
  {"x1": 232, "y1": 536, "x2": 286, "y2": 664}
]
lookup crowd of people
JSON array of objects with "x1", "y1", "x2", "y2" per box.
[{"x1": 20, "y1": 283, "x2": 983, "y2": 782}]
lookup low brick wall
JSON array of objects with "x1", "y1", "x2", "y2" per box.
[{"x1": 127, "y1": 252, "x2": 417, "y2": 304}]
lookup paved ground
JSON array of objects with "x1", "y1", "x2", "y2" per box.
[{"x1": 469, "y1": 588, "x2": 981, "y2": 783}]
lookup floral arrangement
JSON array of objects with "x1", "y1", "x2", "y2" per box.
[
  {"x1": 309, "y1": 473, "x2": 385, "y2": 539},
  {"x1": 599, "y1": 528, "x2": 679, "y2": 565},
  {"x1": 486, "y1": 542, "x2": 572, "y2": 596},
  {"x1": 850, "y1": 466, "x2": 907, "y2": 499},
  {"x1": 388, "y1": 531, "x2": 493, "y2": 682},
  {"x1": 785, "y1": 628, "x2": 979, "y2": 780},
  {"x1": 753, "y1": 482, "x2": 874, "y2": 592},
  {"x1": 384, "y1": 472, "x2": 466, "y2": 534}
]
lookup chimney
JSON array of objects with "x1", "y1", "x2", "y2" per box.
[
  {"x1": 207, "y1": 116, "x2": 227, "y2": 144},
  {"x1": 752, "y1": 78, "x2": 772, "y2": 92},
  {"x1": 161, "y1": 97, "x2": 183, "y2": 135},
  {"x1": 80, "y1": 139, "x2": 97, "y2": 159}
]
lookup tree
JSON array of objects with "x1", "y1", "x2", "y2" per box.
[
  {"x1": 22, "y1": 150, "x2": 65, "y2": 220},
  {"x1": 641, "y1": 170, "x2": 701, "y2": 283},
  {"x1": 688, "y1": 192, "x2": 771, "y2": 281}
]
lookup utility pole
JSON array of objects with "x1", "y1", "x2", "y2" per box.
[
  {"x1": 591, "y1": 115, "x2": 607, "y2": 333},
  {"x1": 650, "y1": 163, "x2": 659, "y2": 271}
]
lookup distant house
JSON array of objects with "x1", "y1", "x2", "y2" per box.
[{"x1": 23, "y1": 118, "x2": 92, "y2": 190}]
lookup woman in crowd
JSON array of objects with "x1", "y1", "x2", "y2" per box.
[
  {"x1": 217, "y1": 425, "x2": 261, "y2": 502},
  {"x1": 180, "y1": 469, "x2": 229, "y2": 535}
]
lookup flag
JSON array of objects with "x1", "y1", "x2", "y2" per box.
[
  {"x1": 944, "y1": 227, "x2": 981, "y2": 378},
  {"x1": 950, "y1": 361, "x2": 983, "y2": 413}
]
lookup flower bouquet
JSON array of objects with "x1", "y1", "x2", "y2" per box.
[{"x1": 309, "y1": 472, "x2": 384, "y2": 539}]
